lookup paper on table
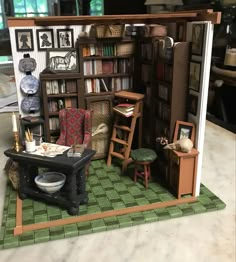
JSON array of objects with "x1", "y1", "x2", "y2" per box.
[{"x1": 23, "y1": 143, "x2": 70, "y2": 157}]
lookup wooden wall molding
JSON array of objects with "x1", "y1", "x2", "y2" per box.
[{"x1": 7, "y1": 10, "x2": 221, "y2": 28}]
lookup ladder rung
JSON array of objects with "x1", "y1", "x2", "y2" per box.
[
  {"x1": 112, "y1": 138, "x2": 128, "y2": 145},
  {"x1": 111, "y1": 151, "x2": 125, "y2": 160},
  {"x1": 114, "y1": 124, "x2": 131, "y2": 132}
]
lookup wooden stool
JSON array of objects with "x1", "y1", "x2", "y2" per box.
[{"x1": 131, "y1": 148, "x2": 157, "y2": 188}]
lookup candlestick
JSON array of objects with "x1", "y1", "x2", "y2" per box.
[
  {"x1": 13, "y1": 131, "x2": 22, "y2": 152},
  {"x1": 12, "y1": 112, "x2": 18, "y2": 132}
]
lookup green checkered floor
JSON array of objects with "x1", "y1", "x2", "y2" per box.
[{"x1": 0, "y1": 160, "x2": 226, "y2": 249}]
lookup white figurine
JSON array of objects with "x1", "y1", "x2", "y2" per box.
[{"x1": 164, "y1": 138, "x2": 193, "y2": 153}]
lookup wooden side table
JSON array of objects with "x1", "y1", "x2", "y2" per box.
[{"x1": 168, "y1": 148, "x2": 199, "y2": 199}]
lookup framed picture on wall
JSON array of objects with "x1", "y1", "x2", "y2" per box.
[
  {"x1": 189, "y1": 61, "x2": 201, "y2": 92},
  {"x1": 174, "y1": 120, "x2": 195, "y2": 144},
  {"x1": 46, "y1": 48, "x2": 78, "y2": 72},
  {"x1": 57, "y1": 29, "x2": 74, "y2": 48},
  {"x1": 191, "y1": 24, "x2": 205, "y2": 56},
  {"x1": 36, "y1": 29, "x2": 54, "y2": 51},
  {"x1": 188, "y1": 93, "x2": 199, "y2": 116},
  {"x1": 15, "y1": 29, "x2": 34, "y2": 52}
]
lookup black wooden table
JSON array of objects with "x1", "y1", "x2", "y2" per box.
[{"x1": 4, "y1": 148, "x2": 96, "y2": 215}]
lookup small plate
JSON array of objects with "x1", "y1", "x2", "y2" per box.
[{"x1": 20, "y1": 75, "x2": 39, "y2": 95}]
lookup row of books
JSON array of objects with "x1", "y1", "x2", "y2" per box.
[
  {"x1": 141, "y1": 43, "x2": 153, "y2": 60},
  {"x1": 46, "y1": 80, "x2": 77, "y2": 95},
  {"x1": 113, "y1": 103, "x2": 135, "y2": 117},
  {"x1": 83, "y1": 59, "x2": 132, "y2": 76},
  {"x1": 48, "y1": 98, "x2": 77, "y2": 112},
  {"x1": 85, "y1": 77, "x2": 131, "y2": 94},
  {"x1": 82, "y1": 43, "x2": 117, "y2": 57},
  {"x1": 49, "y1": 117, "x2": 60, "y2": 131}
]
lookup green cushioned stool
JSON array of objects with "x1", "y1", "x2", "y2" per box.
[{"x1": 131, "y1": 148, "x2": 157, "y2": 188}]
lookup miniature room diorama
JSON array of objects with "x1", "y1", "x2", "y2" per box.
[{"x1": 3, "y1": 10, "x2": 221, "y2": 236}]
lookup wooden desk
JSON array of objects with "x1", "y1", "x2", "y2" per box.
[{"x1": 4, "y1": 148, "x2": 96, "y2": 215}]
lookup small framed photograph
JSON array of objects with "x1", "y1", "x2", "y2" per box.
[
  {"x1": 191, "y1": 24, "x2": 205, "y2": 56},
  {"x1": 36, "y1": 29, "x2": 54, "y2": 51},
  {"x1": 189, "y1": 61, "x2": 201, "y2": 92},
  {"x1": 57, "y1": 29, "x2": 74, "y2": 48},
  {"x1": 188, "y1": 93, "x2": 199, "y2": 116},
  {"x1": 46, "y1": 48, "x2": 78, "y2": 72},
  {"x1": 173, "y1": 120, "x2": 195, "y2": 144},
  {"x1": 15, "y1": 29, "x2": 34, "y2": 52}
]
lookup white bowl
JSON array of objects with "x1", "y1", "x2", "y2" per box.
[{"x1": 35, "y1": 172, "x2": 66, "y2": 194}]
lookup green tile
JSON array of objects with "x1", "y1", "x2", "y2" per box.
[
  {"x1": 191, "y1": 202, "x2": 207, "y2": 213},
  {"x1": 35, "y1": 229, "x2": 50, "y2": 243},
  {"x1": 19, "y1": 232, "x2": 34, "y2": 246},
  {"x1": 77, "y1": 221, "x2": 93, "y2": 235},
  {"x1": 117, "y1": 215, "x2": 133, "y2": 228},
  {"x1": 91, "y1": 219, "x2": 107, "y2": 233},
  {"x1": 64, "y1": 224, "x2": 79, "y2": 238},
  {"x1": 142, "y1": 210, "x2": 159, "y2": 223},
  {"x1": 167, "y1": 206, "x2": 183, "y2": 218},
  {"x1": 3, "y1": 236, "x2": 19, "y2": 249}
]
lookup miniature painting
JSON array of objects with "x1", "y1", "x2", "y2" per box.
[
  {"x1": 174, "y1": 120, "x2": 195, "y2": 144},
  {"x1": 46, "y1": 48, "x2": 78, "y2": 72},
  {"x1": 57, "y1": 29, "x2": 74, "y2": 48},
  {"x1": 36, "y1": 29, "x2": 54, "y2": 51},
  {"x1": 188, "y1": 94, "x2": 199, "y2": 116},
  {"x1": 15, "y1": 29, "x2": 34, "y2": 52},
  {"x1": 191, "y1": 24, "x2": 205, "y2": 56},
  {"x1": 189, "y1": 61, "x2": 201, "y2": 92}
]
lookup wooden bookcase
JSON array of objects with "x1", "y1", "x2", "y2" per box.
[
  {"x1": 40, "y1": 72, "x2": 84, "y2": 142},
  {"x1": 151, "y1": 40, "x2": 190, "y2": 143},
  {"x1": 77, "y1": 37, "x2": 136, "y2": 95}
]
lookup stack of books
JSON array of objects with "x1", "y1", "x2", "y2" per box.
[
  {"x1": 113, "y1": 103, "x2": 135, "y2": 117},
  {"x1": 67, "y1": 144, "x2": 86, "y2": 157}
]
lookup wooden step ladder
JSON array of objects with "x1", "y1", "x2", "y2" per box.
[{"x1": 107, "y1": 91, "x2": 144, "y2": 172}]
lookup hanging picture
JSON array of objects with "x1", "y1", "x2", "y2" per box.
[
  {"x1": 15, "y1": 29, "x2": 34, "y2": 52},
  {"x1": 189, "y1": 61, "x2": 201, "y2": 92},
  {"x1": 188, "y1": 93, "x2": 199, "y2": 116},
  {"x1": 191, "y1": 24, "x2": 205, "y2": 56},
  {"x1": 46, "y1": 48, "x2": 78, "y2": 72},
  {"x1": 57, "y1": 29, "x2": 74, "y2": 48},
  {"x1": 36, "y1": 29, "x2": 54, "y2": 51}
]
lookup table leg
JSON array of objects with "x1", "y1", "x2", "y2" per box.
[
  {"x1": 67, "y1": 170, "x2": 79, "y2": 215},
  {"x1": 77, "y1": 167, "x2": 88, "y2": 205},
  {"x1": 18, "y1": 164, "x2": 38, "y2": 200}
]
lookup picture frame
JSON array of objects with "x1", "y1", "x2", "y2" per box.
[
  {"x1": 188, "y1": 93, "x2": 199, "y2": 116},
  {"x1": 191, "y1": 24, "x2": 205, "y2": 56},
  {"x1": 173, "y1": 120, "x2": 195, "y2": 144},
  {"x1": 189, "y1": 61, "x2": 201, "y2": 92},
  {"x1": 57, "y1": 29, "x2": 74, "y2": 48},
  {"x1": 36, "y1": 29, "x2": 54, "y2": 51},
  {"x1": 15, "y1": 29, "x2": 34, "y2": 52},
  {"x1": 46, "y1": 48, "x2": 78, "y2": 72}
]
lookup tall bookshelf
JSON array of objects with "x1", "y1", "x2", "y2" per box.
[
  {"x1": 40, "y1": 72, "x2": 84, "y2": 142},
  {"x1": 77, "y1": 37, "x2": 136, "y2": 95},
  {"x1": 138, "y1": 39, "x2": 190, "y2": 147}
]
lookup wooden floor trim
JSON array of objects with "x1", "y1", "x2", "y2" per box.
[{"x1": 14, "y1": 195, "x2": 197, "y2": 236}]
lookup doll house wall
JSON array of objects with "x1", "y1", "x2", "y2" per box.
[
  {"x1": 186, "y1": 21, "x2": 214, "y2": 195},
  {"x1": 8, "y1": 16, "x2": 215, "y2": 197}
]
